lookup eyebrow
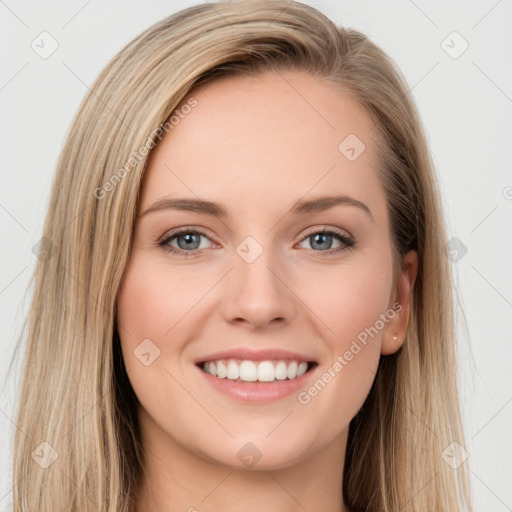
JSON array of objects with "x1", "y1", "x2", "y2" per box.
[{"x1": 139, "y1": 195, "x2": 374, "y2": 222}]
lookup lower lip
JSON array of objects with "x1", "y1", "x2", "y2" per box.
[{"x1": 196, "y1": 364, "x2": 317, "y2": 403}]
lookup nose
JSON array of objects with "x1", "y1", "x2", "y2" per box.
[{"x1": 221, "y1": 246, "x2": 298, "y2": 330}]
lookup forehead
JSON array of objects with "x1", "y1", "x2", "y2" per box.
[{"x1": 139, "y1": 70, "x2": 386, "y2": 221}]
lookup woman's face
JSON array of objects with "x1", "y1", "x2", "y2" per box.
[{"x1": 116, "y1": 70, "x2": 416, "y2": 471}]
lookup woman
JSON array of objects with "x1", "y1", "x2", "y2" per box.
[{"x1": 12, "y1": 1, "x2": 472, "y2": 510}]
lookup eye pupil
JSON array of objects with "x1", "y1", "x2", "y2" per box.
[
  {"x1": 311, "y1": 233, "x2": 332, "y2": 250},
  {"x1": 178, "y1": 233, "x2": 200, "y2": 250}
]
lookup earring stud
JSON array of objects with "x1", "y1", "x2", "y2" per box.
[{"x1": 392, "y1": 335, "x2": 398, "y2": 341}]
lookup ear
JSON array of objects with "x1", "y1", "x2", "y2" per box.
[{"x1": 381, "y1": 250, "x2": 418, "y2": 355}]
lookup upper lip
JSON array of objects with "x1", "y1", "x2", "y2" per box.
[{"x1": 195, "y1": 348, "x2": 317, "y2": 364}]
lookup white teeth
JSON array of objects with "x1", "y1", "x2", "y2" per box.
[
  {"x1": 226, "y1": 361, "x2": 240, "y2": 380},
  {"x1": 275, "y1": 361, "x2": 288, "y2": 380},
  {"x1": 287, "y1": 361, "x2": 298, "y2": 379},
  {"x1": 202, "y1": 359, "x2": 311, "y2": 382},
  {"x1": 217, "y1": 360, "x2": 227, "y2": 378},
  {"x1": 297, "y1": 361, "x2": 308, "y2": 377},
  {"x1": 257, "y1": 361, "x2": 275, "y2": 382},
  {"x1": 239, "y1": 360, "x2": 258, "y2": 381}
]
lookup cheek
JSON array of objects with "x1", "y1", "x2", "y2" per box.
[
  {"x1": 335, "y1": 268, "x2": 392, "y2": 338},
  {"x1": 116, "y1": 256, "x2": 225, "y2": 396},
  {"x1": 294, "y1": 253, "x2": 393, "y2": 420},
  {"x1": 306, "y1": 253, "x2": 393, "y2": 351},
  {"x1": 115, "y1": 257, "x2": 187, "y2": 396},
  {"x1": 115, "y1": 257, "x2": 200, "y2": 417},
  {"x1": 116, "y1": 257, "x2": 203, "y2": 346}
]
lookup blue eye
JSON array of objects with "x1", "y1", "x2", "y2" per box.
[
  {"x1": 157, "y1": 226, "x2": 356, "y2": 257},
  {"x1": 298, "y1": 229, "x2": 355, "y2": 254},
  {"x1": 158, "y1": 228, "x2": 212, "y2": 256}
]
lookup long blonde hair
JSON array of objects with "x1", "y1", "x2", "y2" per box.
[{"x1": 12, "y1": 1, "x2": 472, "y2": 510}]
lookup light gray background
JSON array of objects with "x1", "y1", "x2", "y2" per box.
[{"x1": 1, "y1": 1, "x2": 511, "y2": 510}]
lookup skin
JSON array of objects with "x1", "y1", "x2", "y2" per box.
[{"x1": 116, "y1": 70, "x2": 418, "y2": 512}]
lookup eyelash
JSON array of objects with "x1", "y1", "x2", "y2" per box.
[{"x1": 157, "y1": 225, "x2": 356, "y2": 257}]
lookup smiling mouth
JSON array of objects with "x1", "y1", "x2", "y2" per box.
[{"x1": 198, "y1": 359, "x2": 318, "y2": 383}]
